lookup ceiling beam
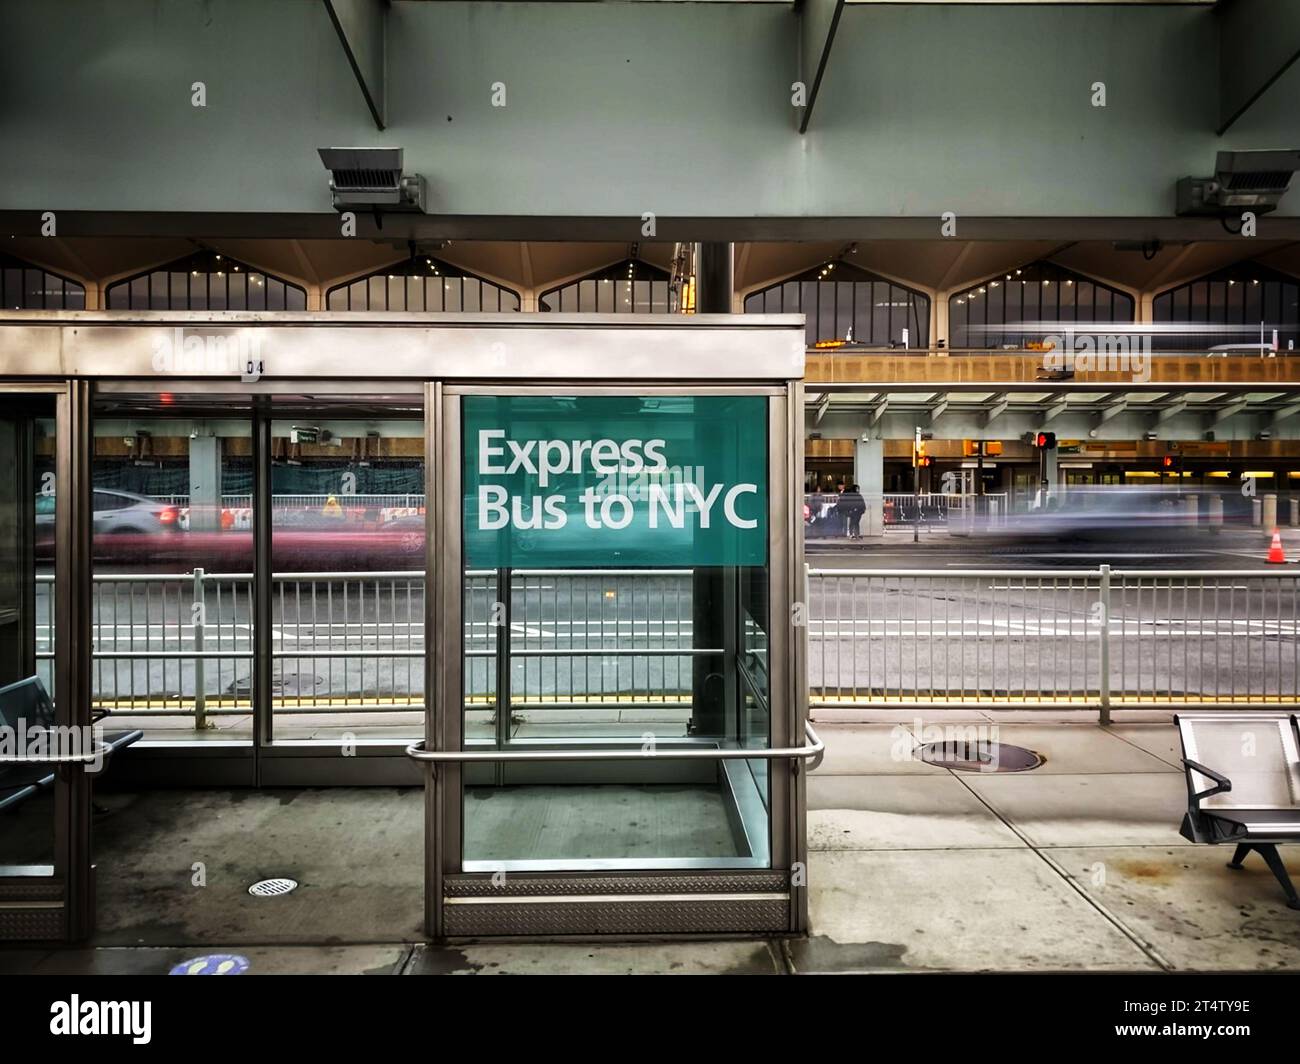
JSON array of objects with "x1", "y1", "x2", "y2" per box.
[
  {"x1": 323, "y1": 0, "x2": 387, "y2": 131},
  {"x1": 929, "y1": 393, "x2": 949, "y2": 424},
  {"x1": 19, "y1": 212, "x2": 1300, "y2": 244},
  {"x1": 982, "y1": 393, "x2": 1008, "y2": 427},
  {"x1": 1273, "y1": 399, "x2": 1300, "y2": 424},
  {"x1": 1157, "y1": 397, "x2": 1189, "y2": 423},
  {"x1": 1042, "y1": 394, "x2": 1070, "y2": 422},
  {"x1": 814, "y1": 392, "x2": 831, "y2": 425},
  {"x1": 870, "y1": 395, "x2": 889, "y2": 425},
  {"x1": 1213, "y1": 399, "x2": 1249, "y2": 424},
  {"x1": 1217, "y1": 0, "x2": 1300, "y2": 135},
  {"x1": 796, "y1": 0, "x2": 846, "y2": 134},
  {"x1": 1094, "y1": 396, "x2": 1127, "y2": 427}
]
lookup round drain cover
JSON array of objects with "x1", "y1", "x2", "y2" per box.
[
  {"x1": 248, "y1": 877, "x2": 298, "y2": 897},
  {"x1": 917, "y1": 740, "x2": 1044, "y2": 773},
  {"x1": 170, "y1": 953, "x2": 249, "y2": 976}
]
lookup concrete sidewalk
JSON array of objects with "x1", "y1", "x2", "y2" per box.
[{"x1": 2, "y1": 721, "x2": 1297, "y2": 975}]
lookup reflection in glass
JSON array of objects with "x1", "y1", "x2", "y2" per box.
[
  {"x1": 270, "y1": 401, "x2": 425, "y2": 741},
  {"x1": 90, "y1": 397, "x2": 254, "y2": 741},
  {"x1": 0, "y1": 401, "x2": 56, "y2": 871}
]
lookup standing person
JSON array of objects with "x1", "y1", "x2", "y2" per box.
[{"x1": 836, "y1": 483, "x2": 866, "y2": 539}]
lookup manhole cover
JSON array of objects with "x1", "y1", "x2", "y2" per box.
[
  {"x1": 917, "y1": 740, "x2": 1044, "y2": 773},
  {"x1": 248, "y1": 877, "x2": 298, "y2": 897},
  {"x1": 170, "y1": 953, "x2": 249, "y2": 976}
]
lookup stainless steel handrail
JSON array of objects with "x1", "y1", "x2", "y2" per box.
[{"x1": 406, "y1": 720, "x2": 824, "y2": 772}]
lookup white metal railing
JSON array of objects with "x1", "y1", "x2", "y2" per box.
[
  {"x1": 35, "y1": 568, "x2": 698, "y2": 724},
  {"x1": 808, "y1": 566, "x2": 1300, "y2": 720},
  {"x1": 34, "y1": 566, "x2": 1300, "y2": 725}
]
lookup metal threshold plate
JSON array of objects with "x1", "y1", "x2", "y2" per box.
[{"x1": 917, "y1": 740, "x2": 1044, "y2": 773}]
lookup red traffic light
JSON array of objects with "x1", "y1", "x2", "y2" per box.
[
  {"x1": 1162, "y1": 455, "x2": 1174, "y2": 468},
  {"x1": 1035, "y1": 432, "x2": 1057, "y2": 449}
]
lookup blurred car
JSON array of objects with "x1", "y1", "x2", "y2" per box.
[
  {"x1": 37, "y1": 488, "x2": 181, "y2": 535},
  {"x1": 1003, "y1": 487, "x2": 1244, "y2": 542},
  {"x1": 36, "y1": 489, "x2": 182, "y2": 558}
]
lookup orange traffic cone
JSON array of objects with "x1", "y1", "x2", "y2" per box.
[{"x1": 1267, "y1": 529, "x2": 1287, "y2": 564}]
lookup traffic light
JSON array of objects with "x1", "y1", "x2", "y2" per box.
[
  {"x1": 918, "y1": 455, "x2": 933, "y2": 468},
  {"x1": 1035, "y1": 431, "x2": 1057, "y2": 450},
  {"x1": 1161, "y1": 455, "x2": 1174, "y2": 469}
]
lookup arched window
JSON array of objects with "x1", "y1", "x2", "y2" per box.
[
  {"x1": 743, "y1": 262, "x2": 929, "y2": 348},
  {"x1": 539, "y1": 258, "x2": 673, "y2": 313},
  {"x1": 105, "y1": 250, "x2": 306, "y2": 310},
  {"x1": 1152, "y1": 262, "x2": 1300, "y2": 352},
  {"x1": 326, "y1": 256, "x2": 520, "y2": 311},
  {"x1": 1, "y1": 252, "x2": 85, "y2": 309},
  {"x1": 948, "y1": 261, "x2": 1133, "y2": 348}
]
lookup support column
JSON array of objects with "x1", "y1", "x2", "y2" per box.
[
  {"x1": 188, "y1": 432, "x2": 222, "y2": 532},
  {"x1": 854, "y1": 437, "x2": 884, "y2": 537},
  {"x1": 690, "y1": 243, "x2": 733, "y2": 739}
]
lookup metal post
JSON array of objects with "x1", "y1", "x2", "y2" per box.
[
  {"x1": 913, "y1": 426, "x2": 921, "y2": 544},
  {"x1": 252, "y1": 401, "x2": 273, "y2": 774},
  {"x1": 192, "y1": 567, "x2": 207, "y2": 731},
  {"x1": 1098, "y1": 564, "x2": 1111, "y2": 726},
  {"x1": 493, "y1": 566, "x2": 512, "y2": 784},
  {"x1": 691, "y1": 243, "x2": 733, "y2": 738},
  {"x1": 694, "y1": 243, "x2": 733, "y2": 314}
]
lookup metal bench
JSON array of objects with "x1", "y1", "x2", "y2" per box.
[
  {"x1": 1175, "y1": 711, "x2": 1300, "y2": 910},
  {"x1": 0, "y1": 676, "x2": 142, "y2": 812}
]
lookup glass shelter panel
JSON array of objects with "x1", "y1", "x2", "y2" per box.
[
  {"x1": 89, "y1": 394, "x2": 255, "y2": 741},
  {"x1": 270, "y1": 397, "x2": 425, "y2": 742},
  {"x1": 459, "y1": 394, "x2": 772, "y2": 871}
]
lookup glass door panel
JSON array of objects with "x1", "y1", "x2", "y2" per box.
[
  {"x1": 90, "y1": 393, "x2": 255, "y2": 742},
  {"x1": 270, "y1": 397, "x2": 425, "y2": 742},
  {"x1": 456, "y1": 393, "x2": 772, "y2": 871},
  {"x1": 0, "y1": 402, "x2": 55, "y2": 872},
  {"x1": 0, "y1": 386, "x2": 94, "y2": 943}
]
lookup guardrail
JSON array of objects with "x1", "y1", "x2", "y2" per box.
[
  {"x1": 156, "y1": 493, "x2": 425, "y2": 511},
  {"x1": 34, "y1": 565, "x2": 1300, "y2": 726},
  {"x1": 808, "y1": 566, "x2": 1300, "y2": 720},
  {"x1": 36, "y1": 568, "x2": 697, "y2": 726},
  {"x1": 805, "y1": 492, "x2": 1010, "y2": 537}
]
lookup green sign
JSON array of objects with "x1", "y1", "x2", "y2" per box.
[{"x1": 463, "y1": 395, "x2": 768, "y2": 568}]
